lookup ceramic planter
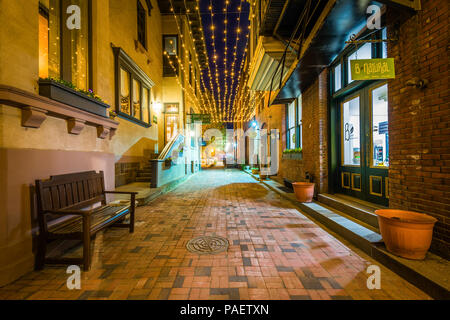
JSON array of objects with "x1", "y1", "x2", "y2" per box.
[
  {"x1": 375, "y1": 209, "x2": 437, "y2": 260},
  {"x1": 292, "y1": 182, "x2": 315, "y2": 202}
]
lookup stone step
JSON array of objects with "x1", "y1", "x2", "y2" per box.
[
  {"x1": 137, "y1": 172, "x2": 152, "y2": 177},
  {"x1": 135, "y1": 177, "x2": 151, "y2": 182},
  {"x1": 317, "y1": 193, "x2": 381, "y2": 230},
  {"x1": 243, "y1": 170, "x2": 450, "y2": 299}
]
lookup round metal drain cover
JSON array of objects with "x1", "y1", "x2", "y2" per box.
[{"x1": 186, "y1": 236, "x2": 229, "y2": 255}]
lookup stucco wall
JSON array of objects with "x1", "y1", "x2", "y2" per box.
[{"x1": 0, "y1": 0, "x2": 174, "y2": 286}]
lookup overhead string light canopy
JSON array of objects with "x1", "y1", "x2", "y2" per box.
[
  {"x1": 165, "y1": 0, "x2": 251, "y2": 123},
  {"x1": 165, "y1": 0, "x2": 216, "y2": 118},
  {"x1": 198, "y1": 0, "x2": 250, "y2": 123}
]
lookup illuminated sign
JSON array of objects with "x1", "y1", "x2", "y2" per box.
[{"x1": 351, "y1": 58, "x2": 395, "y2": 80}]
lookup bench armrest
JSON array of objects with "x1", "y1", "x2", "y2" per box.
[
  {"x1": 45, "y1": 209, "x2": 92, "y2": 217},
  {"x1": 104, "y1": 191, "x2": 139, "y2": 195}
]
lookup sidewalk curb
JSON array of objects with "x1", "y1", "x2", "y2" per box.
[{"x1": 241, "y1": 169, "x2": 449, "y2": 300}]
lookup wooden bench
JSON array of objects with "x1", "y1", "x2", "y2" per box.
[{"x1": 35, "y1": 171, "x2": 137, "y2": 271}]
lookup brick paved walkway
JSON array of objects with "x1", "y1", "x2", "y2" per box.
[{"x1": 0, "y1": 169, "x2": 430, "y2": 300}]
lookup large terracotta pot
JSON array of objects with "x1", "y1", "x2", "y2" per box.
[
  {"x1": 375, "y1": 209, "x2": 437, "y2": 260},
  {"x1": 292, "y1": 182, "x2": 315, "y2": 203}
]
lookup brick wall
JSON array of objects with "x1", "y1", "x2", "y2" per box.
[
  {"x1": 387, "y1": 0, "x2": 450, "y2": 258},
  {"x1": 278, "y1": 69, "x2": 329, "y2": 194}
]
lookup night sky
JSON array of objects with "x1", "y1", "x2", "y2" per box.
[{"x1": 199, "y1": 0, "x2": 250, "y2": 120}]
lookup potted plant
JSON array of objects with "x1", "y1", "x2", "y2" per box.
[
  {"x1": 164, "y1": 157, "x2": 172, "y2": 167},
  {"x1": 374, "y1": 209, "x2": 437, "y2": 260},
  {"x1": 251, "y1": 167, "x2": 260, "y2": 175},
  {"x1": 292, "y1": 182, "x2": 315, "y2": 202},
  {"x1": 38, "y1": 78, "x2": 110, "y2": 117},
  {"x1": 109, "y1": 110, "x2": 117, "y2": 120}
]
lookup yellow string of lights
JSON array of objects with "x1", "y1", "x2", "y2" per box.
[{"x1": 168, "y1": 0, "x2": 216, "y2": 118}]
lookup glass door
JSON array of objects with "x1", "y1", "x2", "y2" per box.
[
  {"x1": 338, "y1": 82, "x2": 389, "y2": 206},
  {"x1": 340, "y1": 94, "x2": 364, "y2": 199},
  {"x1": 365, "y1": 83, "x2": 389, "y2": 205}
]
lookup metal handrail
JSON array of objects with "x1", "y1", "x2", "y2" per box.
[{"x1": 158, "y1": 132, "x2": 185, "y2": 160}]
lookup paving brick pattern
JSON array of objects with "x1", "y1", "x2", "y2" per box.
[{"x1": 0, "y1": 169, "x2": 430, "y2": 300}]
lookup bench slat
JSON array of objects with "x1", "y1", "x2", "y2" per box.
[
  {"x1": 49, "y1": 205, "x2": 130, "y2": 235},
  {"x1": 35, "y1": 170, "x2": 136, "y2": 271}
]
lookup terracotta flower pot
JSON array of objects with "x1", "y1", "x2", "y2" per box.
[
  {"x1": 292, "y1": 182, "x2": 315, "y2": 203},
  {"x1": 375, "y1": 209, "x2": 437, "y2": 260}
]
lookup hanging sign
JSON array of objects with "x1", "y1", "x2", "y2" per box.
[
  {"x1": 351, "y1": 58, "x2": 395, "y2": 80},
  {"x1": 189, "y1": 114, "x2": 211, "y2": 124}
]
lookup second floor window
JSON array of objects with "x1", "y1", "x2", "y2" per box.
[
  {"x1": 286, "y1": 95, "x2": 303, "y2": 150},
  {"x1": 137, "y1": 0, "x2": 147, "y2": 49},
  {"x1": 38, "y1": 0, "x2": 90, "y2": 91},
  {"x1": 163, "y1": 35, "x2": 178, "y2": 76}
]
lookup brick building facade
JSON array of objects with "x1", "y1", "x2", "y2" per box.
[
  {"x1": 246, "y1": 0, "x2": 449, "y2": 259},
  {"x1": 387, "y1": 0, "x2": 449, "y2": 257}
]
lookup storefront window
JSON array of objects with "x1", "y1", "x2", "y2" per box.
[
  {"x1": 371, "y1": 84, "x2": 389, "y2": 167},
  {"x1": 38, "y1": 1, "x2": 60, "y2": 79},
  {"x1": 114, "y1": 47, "x2": 153, "y2": 126},
  {"x1": 39, "y1": 0, "x2": 90, "y2": 90},
  {"x1": 142, "y1": 88, "x2": 150, "y2": 124},
  {"x1": 334, "y1": 64, "x2": 342, "y2": 92},
  {"x1": 133, "y1": 79, "x2": 141, "y2": 120},
  {"x1": 67, "y1": 0, "x2": 90, "y2": 91},
  {"x1": 342, "y1": 96, "x2": 361, "y2": 166},
  {"x1": 120, "y1": 68, "x2": 131, "y2": 115},
  {"x1": 347, "y1": 43, "x2": 372, "y2": 84}
]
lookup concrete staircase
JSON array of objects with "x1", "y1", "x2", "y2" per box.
[{"x1": 135, "y1": 163, "x2": 152, "y2": 183}]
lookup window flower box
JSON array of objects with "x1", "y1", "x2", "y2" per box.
[
  {"x1": 38, "y1": 78, "x2": 110, "y2": 117},
  {"x1": 282, "y1": 152, "x2": 303, "y2": 160}
]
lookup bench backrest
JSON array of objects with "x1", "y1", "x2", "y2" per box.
[{"x1": 35, "y1": 171, "x2": 106, "y2": 214}]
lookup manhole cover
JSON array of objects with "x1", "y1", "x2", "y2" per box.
[{"x1": 186, "y1": 236, "x2": 229, "y2": 254}]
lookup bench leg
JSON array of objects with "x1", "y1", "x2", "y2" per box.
[
  {"x1": 83, "y1": 217, "x2": 91, "y2": 271},
  {"x1": 129, "y1": 194, "x2": 136, "y2": 233},
  {"x1": 35, "y1": 234, "x2": 47, "y2": 270}
]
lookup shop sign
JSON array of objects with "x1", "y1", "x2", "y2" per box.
[
  {"x1": 351, "y1": 58, "x2": 395, "y2": 80},
  {"x1": 190, "y1": 114, "x2": 211, "y2": 124}
]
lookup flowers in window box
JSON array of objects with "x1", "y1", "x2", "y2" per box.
[
  {"x1": 283, "y1": 148, "x2": 302, "y2": 154},
  {"x1": 41, "y1": 77, "x2": 106, "y2": 103},
  {"x1": 109, "y1": 110, "x2": 117, "y2": 119}
]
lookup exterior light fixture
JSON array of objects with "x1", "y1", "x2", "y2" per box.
[{"x1": 153, "y1": 101, "x2": 162, "y2": 113}]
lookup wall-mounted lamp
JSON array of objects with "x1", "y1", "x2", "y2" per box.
[
  {"x1": 406, "y1": 77, "x2": 429, "y2": 89},
  {"x1": 153, "y1": 101, "x2": 162, "y2": 113}
]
